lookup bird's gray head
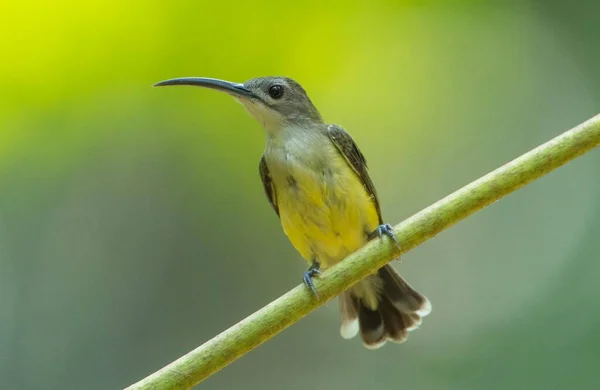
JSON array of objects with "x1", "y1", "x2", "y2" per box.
[{"x1": 154, "y1": 76, "x2": 323, "y2": 132}]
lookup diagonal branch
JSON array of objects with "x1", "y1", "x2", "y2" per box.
[{"x1": 126, "y1": 114, "x2": 600, "y2": 390}]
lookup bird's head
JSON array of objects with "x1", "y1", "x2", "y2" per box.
[{"x1": 154, "y1": 76, "x2": 323, "y2": 132}]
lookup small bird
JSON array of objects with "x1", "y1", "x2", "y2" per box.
[{"x1": 154, "y1": 76, "x2": 431, "y2": 349}]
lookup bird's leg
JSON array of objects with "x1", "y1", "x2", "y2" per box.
[
  {"x1": 368, "y1": 223, "x2": 401, "y2": 250},
  {"x1": 303, "y1": 260, "x2": 322, "y2": 297}
]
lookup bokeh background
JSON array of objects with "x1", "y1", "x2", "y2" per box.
[{"x1": 2, "y1": 1, "x2": 600, "y2": 389}]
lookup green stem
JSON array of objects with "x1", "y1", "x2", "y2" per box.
[{"x1": 126, "y1": 114, "x2": 600, "y2": 390}]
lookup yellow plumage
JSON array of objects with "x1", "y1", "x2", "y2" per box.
[{"x1": 266, "y1": 136, "x2": 379, "y2": 269}]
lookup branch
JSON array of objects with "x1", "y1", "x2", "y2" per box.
[{"x1": 126, "y1": 114, "x2": 600, "y2": 390}]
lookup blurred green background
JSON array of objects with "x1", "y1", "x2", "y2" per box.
[{"x1": 1, "y1": 1, "x2": 600, "y2": 389}]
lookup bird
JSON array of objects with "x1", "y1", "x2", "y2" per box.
[{"x1": 154, "y1": 76, "x2": 431, "y2": 349}]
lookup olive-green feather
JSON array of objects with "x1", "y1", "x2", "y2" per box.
[
  {"x1": 259, "y1": 156, "x2": 279, "y2": 217},
  {"x1": 326, "y1": 124, "x2": 383, "y2": 224}
]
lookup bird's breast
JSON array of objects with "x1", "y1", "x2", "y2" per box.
[{"x1": 264, "y1": 138, "x2": 379, "y2": 267}]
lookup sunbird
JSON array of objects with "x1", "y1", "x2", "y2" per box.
[{"x1": 154, "y1": 76, "x2": 431, "y2": 349}]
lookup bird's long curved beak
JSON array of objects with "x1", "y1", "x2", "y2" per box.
[{"x1": 153, "y1": 77, "x2": 256, "y2": 100}]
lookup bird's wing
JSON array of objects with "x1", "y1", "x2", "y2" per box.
[
  {"x1": 327, "y1": 124, "x2": 383, "y2": 224},
  {"x1": 259, "y1": 156, "x2": 279, "y2": 217}
]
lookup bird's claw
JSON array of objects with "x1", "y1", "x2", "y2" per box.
[
  {"x1": 369, "y1": 223, "x2": 401, "y2": 250},
  {"x1": 303, "y1": 261, "x2": 321, "y2": 298}
]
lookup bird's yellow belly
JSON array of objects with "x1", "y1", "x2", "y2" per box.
[{"x1": 275, "y1": 163, "x2": 380, "y2": 269}]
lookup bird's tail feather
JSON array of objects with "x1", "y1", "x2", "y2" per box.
[{"x1": 339, "y1": 264, "x2": 431, "y2": 349}]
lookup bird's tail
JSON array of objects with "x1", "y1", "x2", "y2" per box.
[{"x1": 339, "y1": 264, "x2": 431, "y2": 349}]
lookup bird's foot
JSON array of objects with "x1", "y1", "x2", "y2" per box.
[
  {"x1": 303, "y1": 261, "x2": 322, "y2": 298},
  {"x1": 369, "y1": 223, "x2": 401, "y2": 250}
]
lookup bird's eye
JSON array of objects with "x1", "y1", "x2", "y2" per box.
[{"x1": 268, "y1": 85, "x2": 284, "y2": 99}]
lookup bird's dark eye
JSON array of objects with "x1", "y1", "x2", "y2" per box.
[{"x1": 268, "y1": 84, "x2": 284, "y2": 99}]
